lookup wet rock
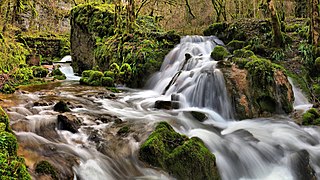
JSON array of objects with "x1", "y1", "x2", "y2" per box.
[
  {"x1": 33, "y1": 100, "x2": 50, "y2": 106},
  {"x1": 189, "y1": 111, "x2": 208, "y2": 122},
  {"x1": 97, "y1": 114, "x2": 122, "y2": 124},
  {"x1": 117, "y1": 125, "x2": 130, "y2": 136},
  {"x1": 289, "y1": 150, "x2": 317, "y2": 180},
  {"x1": 57, "y1": 114, "x2": 80, "y2": 133},
  {"x1": 11, "y1": 120, "x2": 31, "y2": 132},
  {"x1": 35, "y1": 160, "x2": 58, "y2": 179},
  {"x1": 88, "y1": 130, "x2": 102, "y2": 143},
  {"x1": 139, "y1": 122, "x2": 219, "y2": 180},
  {"x1": 53, "y1": 101, "x2": 71, "y2": 113},
  {"x1": 154, "y1": 100, "x2": 172, "y2": 110}
]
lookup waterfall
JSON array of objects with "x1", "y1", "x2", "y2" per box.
[
  {"x1": 147, "y1": 35, "x2": 233, "y2": 119},
  {"x1": 54, "y1": 55, "x2": 81, "y2": 81},
  {"x1": 288, "y1": 78, "x2": 313, "y2": 112},
  {"x1": 5, "y1": 36, "x2": 320, "y2": 180}
]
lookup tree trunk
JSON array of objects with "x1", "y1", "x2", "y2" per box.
[
  {"x1": 268, "y1": 0, "x2": 285, "y2": 48},
  {"x1": 310, "y1": 0, "x2": 320, "y2": 46}
]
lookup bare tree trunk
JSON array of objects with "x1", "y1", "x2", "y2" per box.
[
  {"x1": 310, "y1": 0, "x2": 320, "y2": 46},
  {"x1": 268, "y1": 0, "x2": 285, "y2": 47}
]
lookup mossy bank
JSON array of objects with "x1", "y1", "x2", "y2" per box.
[{"x1": 70, "y1": 3, "x2": 180, "y2": 87}]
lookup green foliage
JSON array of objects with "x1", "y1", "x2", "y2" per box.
[
  {"x1": 35, "y1": 160, "x2": 58, "y2": 180},
  {"x1": 233, "y1": 49, "x2": 255, "y2": 58},
  {"x1": 0, "y1": 107, "x2": 11, "y2": 132},
  {"x1": 271, "y1": 49, "x2": 285, "y2": 61},
  {"x1": 210, "y1": 45, "x2": 229, "y2": 61},
  {"x1": 0, "y1": 38, "x2": 29, "y2": 73},
  {"x1": 101, "y1": 77, "x2": 114, "y2": 87},
  {"x1": 0, "y1": 83, "x2": 15, "y2": 94},
  {"x1": 104, "y1": 71, "x2": 114, "y2": 78},
  {"x1": 12, "y1": 67, "x2": 34, "y2": 83},
  {"x1": 302, "y1": 108, "x2": 320, "y2": 126},
  {"x1": 0, "y1": 131, "x2": 18, "y2": 156},
  {"x1": 203, "y1": 22, "x2": 228, "y2": 36},
  {"x1": 315, "y1": 57, "x2": 320, "y2": 70},
  {"x1": 139, "y1": 122, "x2": 219, "y2": 180},
  {"x1": 226, "y1": 40, "x2": 246, "y2": 52},
  {"x1": 298, "y1": 43, "x2": 314, "y2": 70},
  {"x1": 32, "y1": 66, "x2": 49, "y2": 78},
  {"x1": 51, "y1": 69, "x2": 66, "y2": 80},
  {"x1": 0, "y1": 152, "x2": 31, "y2": 180}
]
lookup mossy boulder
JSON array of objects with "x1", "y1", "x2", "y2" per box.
[
  {"x1": 218, "y1": 54, "x2": 294, "y2": 119},
  {"x1": 53, "y1": 101, "x2": 71, "y2": 113},
  {"x1": 0, "y1": 83, "x2": 16, "y2": 94},
  {"x1": 101, "y1": 77, "x2": 114, "y2": 87},
  {"x1": 51, "y1": 68, "x2": 66, "y2": 80},
  {"x1": 32, "y1": 66, "x2": 49, "y2": 78},
  {"x1": 302, "y1": 108, "x2": 320, "y2": 126},
  {"x1": 211, "y1": 46, "x2": 230, "y2": 61},
  {"x1": 0, "y1": 107, "x2": 11, "y2": 132},
  {"x1": 226, "y1": 40, "x2": 246, "y2": 53},
  {"x1": 35, "y1": 160, "x2": 58, "y2": 179},
  {"x1": 0, "y1": 106, "x2": 31, "y2": 179},
  {"x1": 139, "y1": 122, "x2": 219, "y2": 180}
]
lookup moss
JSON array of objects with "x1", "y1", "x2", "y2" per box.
[
  {"x1": 32, "y1": 66, "x2": 49, "y2": 78},
  {"x1": 245, "y1": 58, "x2": 275, "y2": 88},
  {"x1": 54, "y1": 75, "x2": 66, "y2": 80},
  {"x1": 0, "y1": 131, "x2": 18, "y2": 156},
  {"x1": 0, "y1": 152, "x2": 31, "y2": 180},
  {"x1": 35, "y1": 160, "x2": 58, "y2": 180},
  {"x1": 203, "y1": 22, "x2": 228, "y2": 36},
  {"x1": 211, "y1": 46, "x2": 230, "y2": 61},
  {"x1": 51, "y1": 68, "x2": 64, "y2": 76},
  {"x1": 104, "y1": 71, "x2": 115, "y2": 78},
  {"x1": 226, "y1": 40, "x2": 246, "y2": 53},
  {"x1": 313, "y1": 84, "x2": 320, "y2": 97},
  {"x1": 81, "y1": 70, "x2": 94, "y2": 77},
  {"x1": 233, "y1": 49, "x2": 255, "y2": 58},
  {"x1": 302, "y1": 108, "x2": 320, "y2": 126},
  {"x1": 0, "y1": 83, "x2": 16, "y2": 94},
  {"x1": 139, "y1": 122, "x2": 219, "y2": 180},
  {"x1": 315, "y1": 57, "x2": 320, "y2": 70},
  {"x1": 0, "y1": 107, "x2": 11, "y2": 132},
  {"x1": 257, "y1": 96, "x2": 276, "y2": 113},
  {"x1": 117, "y1": 125, "x2": 130, "y2": 136},
  {"x1": 101, "y1": 77, "x2": 114, "y2": 87}
]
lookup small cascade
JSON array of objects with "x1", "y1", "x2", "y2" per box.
[
  {"x1": 54, "y1": 55, "x2": 81, "y2": 81},
  {"x1": 147, "y1": 35, "x2": 233, "y2": 119},
  {"x1": 288, "y1": 78, "x2": 313, "y2": 111}
]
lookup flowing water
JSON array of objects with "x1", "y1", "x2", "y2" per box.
[
  {"x1": 3, "y1": 36, "x2": 320, "y2": 180},
  {"x1": 54, "y1": 55, "x2": 81, "y2": 81}
]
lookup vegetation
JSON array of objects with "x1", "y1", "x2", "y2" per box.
[
  {"x1": 35, "y1": 160, "x2": 58, "y2": 179},
  {"x1": 0, "y1": 107, "x2": 31, "y2": 179},
  {"x1": 210, "y1": 45, "x2": 230, "y2": 61},
  {"x1": 139, "y1": 121, "x2": 219, "y2": 180},
  {"x1": 302, "y1": 108, "x2": 320, "y2": 126}
]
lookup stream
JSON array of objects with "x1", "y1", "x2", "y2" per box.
[{"x1": 2, "y1": 36, "x2": 320, "y2": 180}]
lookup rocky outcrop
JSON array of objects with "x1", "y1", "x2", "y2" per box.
[
  {"x1": 218, "y1": 53, "x2": 294, "y2": 119},
  {"x1": 139, "y1": 122, "x2": 219, "y2": 180},
  {"x1": 70, "y1": 3, "x2": 180, "y2": 87}
]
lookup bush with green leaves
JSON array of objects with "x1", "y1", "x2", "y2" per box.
[{"x1": 302, "y1": 108, "x2": 320, "y2": 126}]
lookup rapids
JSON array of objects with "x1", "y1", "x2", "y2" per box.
[{"x1": 3, "y1": 36, "x2": 320, "y2": 180}]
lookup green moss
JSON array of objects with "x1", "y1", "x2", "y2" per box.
[
  {"x1": 117, "y1": 125, "x2": 130, "y2": 136},
  {"x1": 226, "y1": 40, "x2": 246, "y2": 52},
  {"x1": 139, "y1": 122, "x2": 219, "y2": 180},
  {"x1": 104, "y1": 71, "x2": 115, "y2": 78},
  {"x1": 0, "y1": 83, "x2": 16, "y2": 94},
  {"x1": 32, "y1": 66, "x2": 49, "y2": 78},
  {"x1": 203, "y1": 22, "x2": 228, "y2": 36},
  {"x1": 53, "y1": 75, "x2": 66, "y2": 80},
  {"x1": 0, "y1": 131, "x2": 18, "y2": 156},
  {"x1": 0, "y1": 107, "x2": 11, "y2": 132},
  {"x1": 211, "y1": 46, "x2": 230, "y2": 61},
  {"x1": 0, "y1": 152, "x2": 31, "y2": 180},
  {"x1": 81, "y1": 70, "x2": 94, "y2": 77},
  {"x1": 302, "y1": 108, "x2": 320, "y2": 125},
  {"x1": 101, "y1": 77, "x2": 114, "y2": 87},
  {"x1": 35, "y1": 160, "x2": 58, "y2": 180},
  {"x1": 315, "y1": 57, "x2": 320, "y2": 70},
  {"x1": 245, "y1": 58, "x2": 275, "y2": 88}
]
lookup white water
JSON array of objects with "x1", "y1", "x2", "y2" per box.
[
  {"x1": 289, "y1": 78, "x2": 313, "y2": 112},
  {"x1": 7, "y1": 36, "x2": 320, "y2": 180},
  {"x1": 55, "y1": 55, "x2": 81, "y2": 80}
]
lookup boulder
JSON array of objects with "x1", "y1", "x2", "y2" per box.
[
  {"x1": 139, "y1": 122, "x2": 219, "y2": 180},
  {"x1": 218, "y1": 55, "x2": 294, "y2": 119},
  {"x1": 53, "y1": 101, "x2": 71, "y2": 113},
  {"x1": 57, "y1": 114, "x2": 80, "y2": 133}
]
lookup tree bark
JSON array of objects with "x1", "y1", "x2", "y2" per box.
[
  {"x1": 268, "y1": 0, "x2": 285, "y2": 48},
  {"x1": 310, "y1": 0, "x2": 320, "y2": 46}
]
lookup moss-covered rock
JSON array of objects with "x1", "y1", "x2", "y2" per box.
[
  {"x1": 302, "y1": 108, "x2": 320, "y2": 126},
  {"x1": 211, "y1": 45, "x2": 230, "y2": 61},
  {"x1": 71, "y1": 3, "x2": 180, "y2": 88},
  {"x1": 101, "y1": 77, "x2": 114, "y2": 87},
  {"x1": 0, "y1": 83, "x2": 16, "y2": 94},
  {"x1": 218, "y1": 54, "x2": 294, "y2": 119},
  {"x1": 32, "y1": 66, "x2": 49, "y2": 78},
  {"x1": 0, "y1": 106, "x2": 31, "y2": 179},
  {"x1": 139, "y1": 122, "x2": 219, "y2": 180},
  {"x1": 0, "y1": 107, "x2": 11, "y2": 132},
  {"x1": 226, "y1": 40, "x2": 246, "y2": 53},
  {"x1": 51, "y1": 68, "x2": 66, "y2": 80},
  {"x1": 35, "y1": 160, "x2": 58, "y2": 180}
]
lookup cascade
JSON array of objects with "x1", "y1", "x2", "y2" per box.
[
  {"x1": 3, "y1": 36, "x2": 320, "y2": 180},
  {"x1": 54, "y1": 55, "x2": 81, "y2": 80}
]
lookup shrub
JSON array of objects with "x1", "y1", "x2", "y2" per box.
[{"x1": 32, "y1": 66, "x2": 49, "y2": 78}]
